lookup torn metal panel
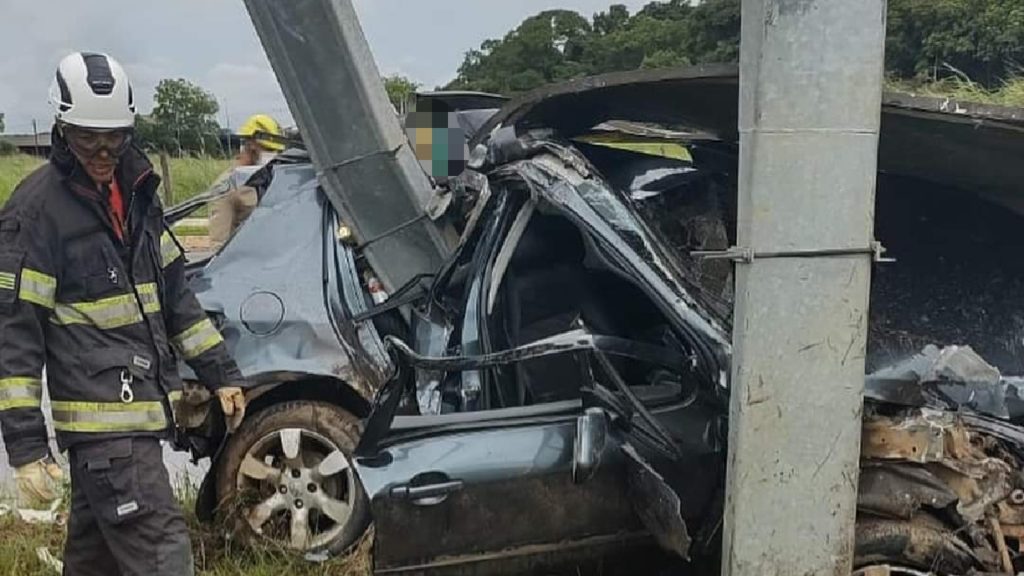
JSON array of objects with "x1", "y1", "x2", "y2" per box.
[
  {"x1": 469, "y1": 67, "x2": 1024, "y2": 381},
  {"x1": 856, "y1": 407, "x2": 1024, "y2": 573},
  {"x1": 865, "y1": 345, "x2": 1024, "y2": 420},
  {"x1": 880, "y1": 94, "x2": 1024, "y2": 214},
  {"x1": 623, "y1": 443, "x2": 691, "y2": 560},
  {"x1": 476, "y1": 65, "x2": 1024, "y2": 208},
  {"x1": 857, "y1": 464, "x2": 959, "y2": 520},
  {"x1": 854, "y1": 518, "x2": 981, "y2": 575},
  {"x1": 862, "y1": 410, "x2": 1015, "y2": 523},
  {"x1": 243, "y1": 0, "x2": 455, "y2": 292},
  {"x1": 187, "y1": 163, "x2": 390, "y2": 394},
  {"x1": 861, "y1": 414, "x2": 948, "y2": 464},
  {"x1": 471, "y1": 64, "x2": 742, "y2": 147}
]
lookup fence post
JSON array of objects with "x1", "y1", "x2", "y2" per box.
[{"x1": 159, "y1": 151, "x2": 174, "y2": 206}]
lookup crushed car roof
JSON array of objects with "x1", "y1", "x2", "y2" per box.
[{"x1": 476, "y1": 64, "x2": 1024, "y2": 208}]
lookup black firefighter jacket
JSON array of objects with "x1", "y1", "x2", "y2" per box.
[{"x1": 0, "y1": 139, "x2": 241, "y2": 467}]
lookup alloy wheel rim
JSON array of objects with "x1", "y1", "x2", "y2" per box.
[{"x1": 236, "y1": 427, "x2": 356, "y2": 550}]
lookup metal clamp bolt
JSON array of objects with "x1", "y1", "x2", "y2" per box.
[{"x1": 692, "y1": 240, "x2": 895, "y2": 264}]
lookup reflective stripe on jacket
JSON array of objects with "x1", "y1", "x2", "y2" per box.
[{"x1": 0, "y1": 143, "x2": 241, "y2": 466}]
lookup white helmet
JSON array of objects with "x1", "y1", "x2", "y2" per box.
[{"x1": 48, "y1": 52, "x2": 136, "y2": 129}]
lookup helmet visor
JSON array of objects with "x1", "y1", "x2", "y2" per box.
[{"x1": 63, "y1": 125, "x2": 133, "y2": 159}]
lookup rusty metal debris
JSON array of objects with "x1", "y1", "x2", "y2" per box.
[{"x1": 859, "y1": 407, "x2": 1024, "y2": 573}]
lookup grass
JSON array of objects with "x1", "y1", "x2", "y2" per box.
[
  {"x1": 172, "y1": 224, "x2": 211, "y2": 237},
  {"x1": 887, "y1": 75, "x2": 1024, "y2": 108},
  {"x1": 158, "y1": 155, "x2": 232, "y2": 207},
  {"x1": 0, "y1": 487, "x2": 372, "y2": 576},
  {"x1": 0, "y1": 153, "x2": 231, "y2": 209},
  {"x1": 0, "y1": 154, "x2": 46, "y2": 207}
]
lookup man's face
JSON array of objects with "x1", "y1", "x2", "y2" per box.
[{"x1": 62, "y1": 125, "x2": 132, "y2": 185}]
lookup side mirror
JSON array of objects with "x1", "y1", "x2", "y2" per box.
[{"x1": 573, "y1": 407, "x2": 609, "y2": 484}]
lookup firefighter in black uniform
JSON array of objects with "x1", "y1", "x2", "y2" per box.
[{"x1": 0, "y1": 52, "x2": 247, "y2": 576}]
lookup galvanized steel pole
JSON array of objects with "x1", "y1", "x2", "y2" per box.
[{"x1": 722, "y1": 0, "x2": 886, "y2": 574}]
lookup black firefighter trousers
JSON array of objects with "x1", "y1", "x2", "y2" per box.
[{"x1": 63, "y1": 437, "x2": 194, "y2": 576}]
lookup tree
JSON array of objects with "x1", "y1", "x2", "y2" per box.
[
  {"x1": 383, "y1": 75, "x2": 420, "y2": 115},
  {"x1": 139, "y1": 78, "x2": 222, "y2": 156},
  {"x1": 593, "y1": 4, "x2": 630, "y2": 35},
  {"x1": 886, "y1": 0, "x2": 1024, "y2": 86},
  {"x1": 445, "y1": 2, "x2": 738, "y2": 94},
  {"x1": 443, "y1": 0, "x2": 1020, "y2": 96},
  {"x1": 447, "y1": 10, "x2": 593, "y2": 94},
  {"x1": 0, "y1": 112, "x2": 5, "y2": 133}
]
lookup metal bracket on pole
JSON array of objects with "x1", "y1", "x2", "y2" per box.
[{"x1": 692, "y1": 240, "x2": 894, "y2": 264}]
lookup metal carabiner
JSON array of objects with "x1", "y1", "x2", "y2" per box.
[{"x1": 119, "y1": 369, "x2": 134, "y2": 404}]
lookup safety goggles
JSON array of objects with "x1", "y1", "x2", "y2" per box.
[{"x1": 61, "y1": 125, "x2": 134, "y2": 159}]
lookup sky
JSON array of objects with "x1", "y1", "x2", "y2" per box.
[{"x1": 0, "y1": 0, "x2": 648, "y2": 135}]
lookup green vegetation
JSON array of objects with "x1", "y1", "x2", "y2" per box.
[
  {"x1": 171, "y1": 224, "x2": 211, "y2": 237},
  {"x1": 886, "y1": 0, "x2": 1024, "y2": 87},
  {"x1": 0, "y1": 155, "x2": 45, "y2": 206},
  {"x1": 0, "y1": 494, "x2": 371, "y2": 575},
  {"x1": 888, "y1": 76, "x2": 1024, "y2": 108},
  {"x1": 136, "y1": 78, "x2": 224, "y2": 156},
  {"x1": 0, "y1": 154, "x2": 230, "y2": 209},
  {"x1": 158, "y1": 155, "x2": 231, "y2": 206},
  {"x1": 384, "y1": 75, "x2": 421, "y2": 114},
  {"x1": 447, "y1": 0, "x2": 1024, "y2": 95}
]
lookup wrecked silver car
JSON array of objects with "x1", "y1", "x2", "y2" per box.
[{"x1": 166, "y1": 2, "x2": 1024, "y2": 571}]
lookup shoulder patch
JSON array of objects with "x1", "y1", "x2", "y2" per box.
[{"x1": 0, "y1": 253, "x2": 24, "y2": 305}]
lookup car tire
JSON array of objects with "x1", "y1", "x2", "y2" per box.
[
  {"x1": 216, "y1": 400, "x2": 370, "y2": 556},
  {"x1": 853, "y1": 515, "x2": 978, "y2": 575}
]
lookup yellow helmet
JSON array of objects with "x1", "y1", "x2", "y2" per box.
[{"x1": 238, "y1": 114, "x2": 284, "y2": 151}]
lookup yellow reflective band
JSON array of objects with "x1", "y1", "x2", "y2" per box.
[
  {"x1": 0, "y1": 272, "x2": 14, "y2": 291},
  {"x1": 161, "y1": 231, "x2": 182, "y2": 269},
  {"x1": 167, "y1": 390, "x2": 184, "y2": 418},
  {"x1": 51, "y1": 401, "x2": 167, "y2": 433},
  {"x1": 54, "y1": 293, "x2": 143, "y2": 329},
  {"x1": 0, "y1": 377, "x2": 43, "y2": 411},
  {"x1": 573, "y1": 132, "x2": 694, "y2": 162},
  {"x1": 136, "y1": 282, "x2": 162, "y2": 314},
  {"x1": 19, "y1": 269, "x2": 57, "y2": 309},
  {"x1": 172, "y1": 318, "x2": 223, "y2": 360},
  {"x1": 52, "y1": 284, "x2": 160, "y2": 330}
]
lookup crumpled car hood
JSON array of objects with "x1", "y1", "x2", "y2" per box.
[{"x1": 185, "y1": 162, "x2": 390, "y2": 394}]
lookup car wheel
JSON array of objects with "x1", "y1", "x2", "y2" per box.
[{"x1": 216, "y1": 400, "x2": 370, "y2": 556}]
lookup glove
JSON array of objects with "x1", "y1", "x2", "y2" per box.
[
  {"x1": 216, "y1": 387, "x2": 246, "y2": 432},
  {"x1": 15, "y1": 457, "x2": 64, "y2": 510}
]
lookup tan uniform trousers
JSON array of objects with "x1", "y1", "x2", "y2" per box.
[{"x1": 208, "y1": 185, "x2": 258, "y2": 245}]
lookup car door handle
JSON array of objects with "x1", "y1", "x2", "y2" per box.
[{"x1": 390, "y1": 479, "x2": 464, "y2": 504}]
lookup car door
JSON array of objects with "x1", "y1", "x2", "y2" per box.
[{"x1": 354, "y1": 397, "x2": 644, "y2": 573}]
